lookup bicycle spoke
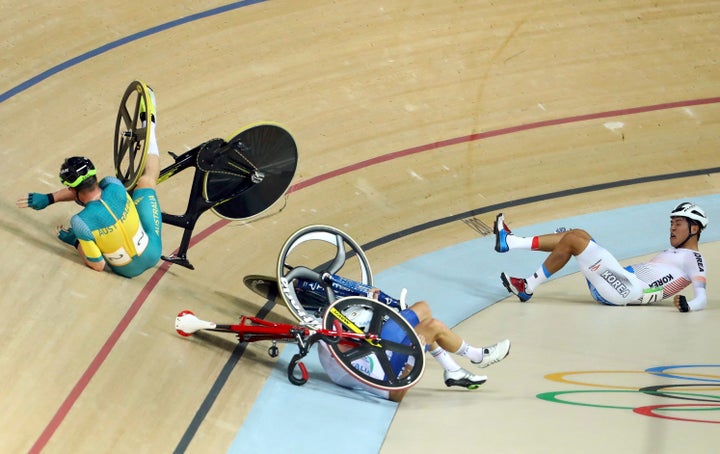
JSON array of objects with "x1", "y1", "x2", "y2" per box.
[
  {"x1": 116, "y1": 139, "x2": 129, "y2": 163},
  {"x1": 379, "y1": 339, "x2": 417, "y2": 356},
  {"x1": 325, "y1": 233, "x2": 347, "y2": 274},
  {"x1": 367, "y1": 310, "x2": 384, "y2": 335},
  {"x1": 374, "y1": 348, "x2": 399, "y2": 385},
  {"x1": 338, "y1": 343, "x2": 374, "y2": 362},
  {"x1": 118, "y1": 104, "x2": 132, "y2": 127}
]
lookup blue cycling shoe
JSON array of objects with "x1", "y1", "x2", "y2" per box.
[{"x1": 494, "y1": 213, "x2": 512, "y2": 253}]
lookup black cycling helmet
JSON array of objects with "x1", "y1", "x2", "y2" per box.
[{"x1": 59, "y1": 156, "x2": 97, "y2": 189}]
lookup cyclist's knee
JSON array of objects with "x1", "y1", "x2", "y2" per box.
[
  {"x1": 409, "y1": 300, "x2": 431, "y2": 320},
  {"x1": 416, "y1": 318, "x2": 445, "y2": 341},
  {"x1": 563, "y1": 229, "x2": 592, "y2": 253},
  {"x1": 135, "y1": 174, "x2": 157, "y2": 190}
]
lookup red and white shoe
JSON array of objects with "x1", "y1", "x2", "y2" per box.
[{"x1": 500, "y1": 272, "x2": 533, "y2": 302}]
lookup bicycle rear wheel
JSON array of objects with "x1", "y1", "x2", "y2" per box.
[{"x1": 203, "y1": 122, "x2": 298, "y2": 220}]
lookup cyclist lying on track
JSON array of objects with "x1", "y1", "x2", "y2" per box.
[
  {"x1": 16, "y1": 85, "x2": 162, "y2": 278},
  {"x1": 495, "y1": 202, "x2": 709, "y2": 312},
  {"x1": 296, "y1": 273, "x2": 511, "y2": 401}
]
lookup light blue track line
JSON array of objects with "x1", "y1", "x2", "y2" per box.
[
  {"x1": 0, "y1": 0, "x2": 266, "y2": 104},
  {"x1": 231, "y1": 195, "x2": 719, "y2": 454}
]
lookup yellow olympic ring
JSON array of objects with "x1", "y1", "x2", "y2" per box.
[
  {"x1": 544, "y1": 371, "x2": 650, "y2": 390},
  {"x1": 544, "y1": 370, "x2": 720, "y2": 390}
]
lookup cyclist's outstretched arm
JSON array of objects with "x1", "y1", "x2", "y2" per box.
[{"x1": 16, "y1": 187, "x2": 75, "y2": 209}]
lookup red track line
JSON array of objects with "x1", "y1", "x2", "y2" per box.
[
  {"x1": 31, "y1": 96, "x2": 720, "y2": 451},
  {"x1": 289, "y1": 97, "x2": 720, "y2": 192},
  {"x1": 29, "y1": 262, "x2": 172, "y2": 453}
]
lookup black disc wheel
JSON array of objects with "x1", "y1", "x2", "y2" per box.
[{"x1": 203, "y1": 123, "x2": 298, "y2": 220}]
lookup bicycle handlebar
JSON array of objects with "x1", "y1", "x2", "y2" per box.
[{"x1": 286, "y1": 325, "x2": 379, "y2": 386}]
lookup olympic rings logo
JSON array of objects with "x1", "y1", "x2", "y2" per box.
[{"x1": 537, "y1": 365, "x2": 720, "y2": 424}]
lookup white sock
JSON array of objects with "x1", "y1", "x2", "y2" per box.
[
  {"x1": 147, "y1": 123, "x2": 160, "y2": 157},
  {"x1": 454, "y1": 341, "x2": 484, "y2": 363},
  {"x1": 506, "y1": 235, "x2": 535, "y2": 250},
  {"x1": 430, "y1": 346, "x2": 462, "y2": 372},
  {"x1": 525, "y1": 264, "x2": 552, "y2": 292}
]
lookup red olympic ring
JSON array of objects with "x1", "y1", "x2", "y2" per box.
[{"x1": 633, "y1": 404, "x2": 720, "y2": 423}]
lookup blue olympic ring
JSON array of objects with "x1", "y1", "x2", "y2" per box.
[{"x1": 645, "y1": 365, "x2": 720, "y2": 383}]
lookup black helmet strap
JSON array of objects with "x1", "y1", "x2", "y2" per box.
[{"x1": 676, "y1": 218, "x2": 699, "y2": 249}]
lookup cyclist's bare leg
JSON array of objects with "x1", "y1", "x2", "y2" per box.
[
  {"x1": 408, "y1": 301, "x2": 463, "y2": 352},
  {"x1": 135, "y1": 123, "x2": 160, "y2": 190},
  {"x1": 135, "y1": 154, "x2": 159, "y2": 189},
  {"x1": 539, "y1": 229, "x2": 592, "y2": 274},
  {"x1": 416, "y1": 318, "x2": 462, "y2": 353}
]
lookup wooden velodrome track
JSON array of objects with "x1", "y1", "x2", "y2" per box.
[{"x1": 1, "y1": 1, "x2": 719, "y2": 453}]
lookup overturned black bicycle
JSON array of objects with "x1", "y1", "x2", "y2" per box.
[{"x1": 113, "y1": 80, "x2": 298, "y2": 269}]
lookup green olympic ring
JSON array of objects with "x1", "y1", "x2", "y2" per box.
[{"x1": 537, "y1": 389, "x2": 720, "y2": 411}]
